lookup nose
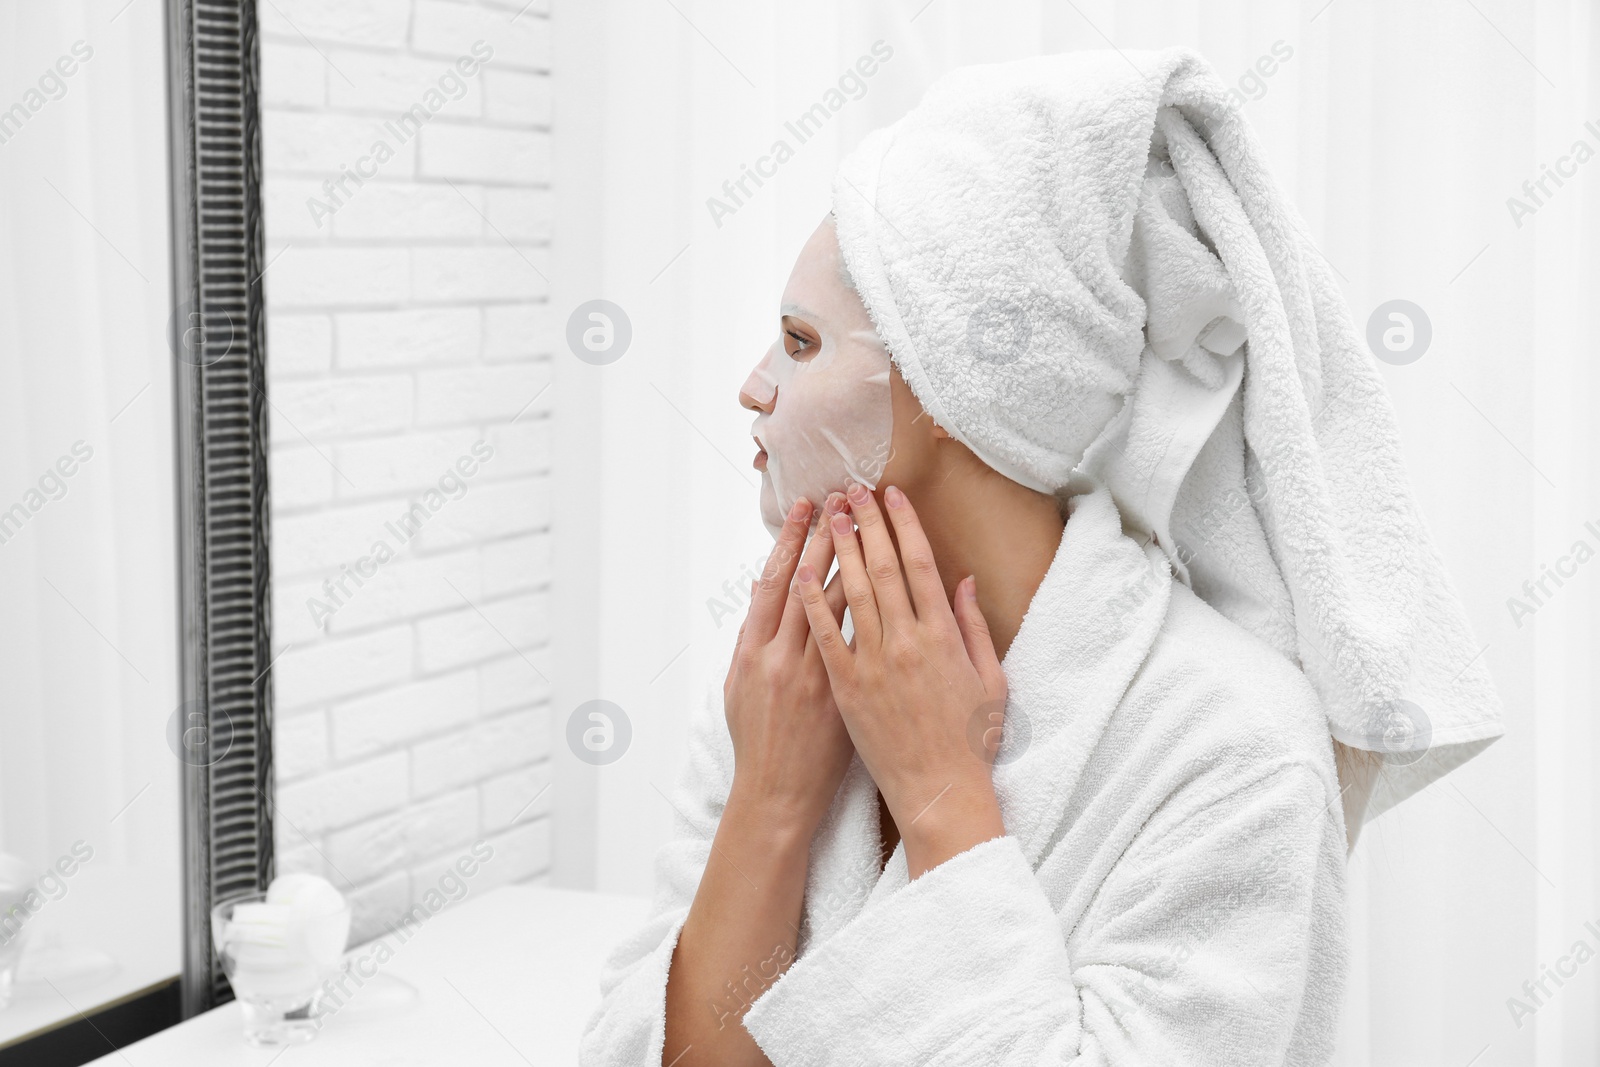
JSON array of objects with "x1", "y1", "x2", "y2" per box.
[
  {"x1": 739, "y1": 346, "x2": 778, "y2": 414},
  {"x1": 738, "y1": 380, "x2": 773, "y2": 414}
]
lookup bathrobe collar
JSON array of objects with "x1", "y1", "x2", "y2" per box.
[{"x1": 798, "y1": 482, "x2": 1172, "y2": 950}]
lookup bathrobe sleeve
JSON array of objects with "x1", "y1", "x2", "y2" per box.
[
  {"x1": 576, "y1": 673, "x2": 734, "y2": 1066},
  {"x1": 741, "y1": 759, "x2": 1342, "y2": 1067}
]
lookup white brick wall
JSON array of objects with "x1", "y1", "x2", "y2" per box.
[{"x1": 260, "y1": 0, "x2": 553, "y2": 945}]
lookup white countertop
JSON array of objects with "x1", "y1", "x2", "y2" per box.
[{"x1": 89, "y1": 885, "x2": 649, "y2": 1066}]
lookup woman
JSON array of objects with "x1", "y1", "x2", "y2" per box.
[{"x1": 581, "y1": 47, "x2": 1503, "y2": 1066}]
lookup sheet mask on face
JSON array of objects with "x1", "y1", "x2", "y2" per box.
[{"x1": 745, "y1": 324, "x2": 893, "y2": 540}]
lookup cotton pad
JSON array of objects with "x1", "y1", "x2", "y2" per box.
[
  {"x1": 221, "y1": 874, "x2": 350, "y2": 1002},
  {"x1": 224, "y1": 901, "x2": 311, "y2": 1000},
  {"x1": 267, "y1": 873, "x2": 351, "y2": 972},
  {"x1": 0, "y1": 854, "x2": 32, "y2": 1008}
]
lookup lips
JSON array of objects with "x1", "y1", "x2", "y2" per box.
[{"x1": 752, "y1": 434, "x2": 768, "y2": 471}]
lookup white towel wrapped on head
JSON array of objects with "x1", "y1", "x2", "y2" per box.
[{"x1": 831, "y1": 46, "x2": 1503, "y2": 826}]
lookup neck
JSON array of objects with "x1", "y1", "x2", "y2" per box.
[{"x1": 901, "y1": 457, "x2": 1065, "y2": 661}]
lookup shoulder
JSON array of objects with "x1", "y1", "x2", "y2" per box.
[{"x1": 1123, "y1": 579, "x2": 1338, "y2": 799}]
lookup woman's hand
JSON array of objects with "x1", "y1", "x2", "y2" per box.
[
  {"x1": 794, "y1": 483, "x2": 1009, "y2": 878},
  {"x1": 664, "y1": 496, "x2": 850, "y2": 1067},
  {"x1": 723, "y1": 495, "x2": 852, "y2": 836}
]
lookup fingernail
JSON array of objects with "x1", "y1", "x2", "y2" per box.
[
  {"x1": 967, "y1": 575, "x2": 978, "y2": 599},
  {"x1": 884, "y1": 485, "x2": 905, "y2": 509},
  {"x1": 796, "y1": 563, "x2": 815, "y2": 583},
  {"x1": 831, "y1": 512, "x2": 852, "y2": 535},
  {"x1": 825, "y1": 492, "x2": 846, "y2": 514},
  {"x1": 846, "y1": 482, "x2": 869, "y2": 504},
  {"x1": 788, "y1": 499, "x2": 811, "y2": 522}
]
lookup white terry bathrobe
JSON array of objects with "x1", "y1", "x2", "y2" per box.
[
  {"x1": 580, "y1": 484, "x2": 1348, "y2": 1066},
  {"x1": 582, "y1": 45, "x2": 1501, "y2": 1066}
]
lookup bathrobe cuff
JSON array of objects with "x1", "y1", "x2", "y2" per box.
[
  {"x1": 578, "y1": 905, "x2": 692, "y2": 1065},
  {"x1": 743, "y1": 835, "x2": 1073, "y2": 1066}
]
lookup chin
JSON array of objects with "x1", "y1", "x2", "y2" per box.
[{"x1": 758, "y1": 473, "x2": 784, "y2": 540}]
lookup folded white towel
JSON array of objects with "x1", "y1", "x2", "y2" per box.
[{"x1": 831, "y1": 47, "x2": 1503, "y2": 824}]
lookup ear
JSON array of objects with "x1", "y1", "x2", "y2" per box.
[
  {"x1": 907, "y1": 407, "x2": 949, "y2": 436},
  {"x1": 910, "y1": 405, "x2": 952, "y2": 440}
]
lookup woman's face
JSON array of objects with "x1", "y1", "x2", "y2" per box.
[{"x1": 740, "y1": 218, "x2": 896, "y2": 539}]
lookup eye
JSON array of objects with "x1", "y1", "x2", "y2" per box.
[{"x1": 781, "y1": 318, "x2": 819, "y2": 360}]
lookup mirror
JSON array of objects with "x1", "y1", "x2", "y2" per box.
[{"x1": 0, "y1": 0, "x2": 184, "y2": 1047}]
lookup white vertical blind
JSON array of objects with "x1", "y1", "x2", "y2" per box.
[{"x1": 552, "y1": 1, "x2": 1600, "y2": 1062}]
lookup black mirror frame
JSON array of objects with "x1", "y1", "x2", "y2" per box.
[{"x1": 165, "y1": 0, "x2": 276, "y2": 1021}]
